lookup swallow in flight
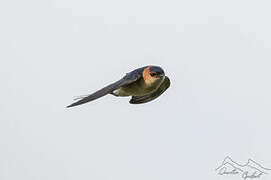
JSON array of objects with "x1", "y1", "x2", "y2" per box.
[{"x1": 67, "y1": 65, "x2": 170, "y2": 108}]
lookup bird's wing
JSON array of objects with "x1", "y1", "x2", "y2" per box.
[
  {"x1": 129, "y1": 76, "x2": 170, "y2": 104},
  {"x1": 67, "y1": 71, "x2": 142, "y2": 108}
]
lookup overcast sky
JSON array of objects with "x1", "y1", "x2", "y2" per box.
[{"x1": 1, "y1": 0, "x2": 271, "y2": 180}]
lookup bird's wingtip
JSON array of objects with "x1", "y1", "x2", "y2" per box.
[{"x1": 66, "y1": 104, "x2": 74, "y2": 108}]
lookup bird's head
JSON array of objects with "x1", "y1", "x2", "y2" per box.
[
  {"x1": 143, "y1": 66, "x2": 165, "y2": 85},
  {"x1": 149, "y1": 66, "x2": 165, "y2": 79}
]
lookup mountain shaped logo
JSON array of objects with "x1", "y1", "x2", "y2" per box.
[{"x1": 216, "y1": 156, "x2": 271, "y2": 179}]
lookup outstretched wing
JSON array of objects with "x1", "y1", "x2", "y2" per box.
[
  {"x1": 67, "y1": 71, "x2": 142, "y2": 108},
  {"x1": 129, "y1": 76, "x2": 170, "y2": 104}
]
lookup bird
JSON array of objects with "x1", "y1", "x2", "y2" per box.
[{"x1": 66, "y1": 65, "x2": 170, "y2": 108}]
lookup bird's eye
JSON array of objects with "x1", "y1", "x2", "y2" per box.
[{"x1": 150, "y1": 72, "x2": 157, "y2": 76}]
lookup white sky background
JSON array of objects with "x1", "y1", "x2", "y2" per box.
[{"x1": 1, "y1": 0, "x2": 271, "y2": 179}]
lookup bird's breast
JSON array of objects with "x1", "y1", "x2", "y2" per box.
[{"x1": 113, "y1": 77, "x2": 164, "y2": 96}]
